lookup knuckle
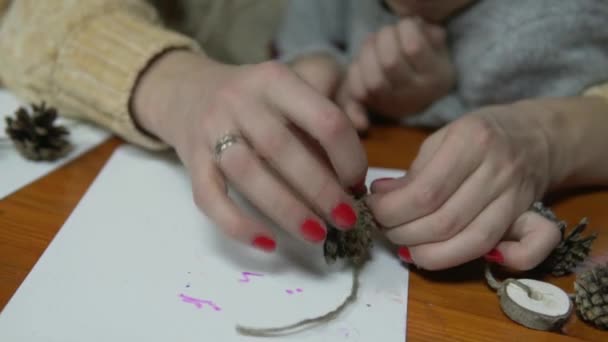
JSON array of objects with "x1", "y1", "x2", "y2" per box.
[
  {"x1": 452, "y1": 116, "x2": 496, "y2": 150},
  {"x1": 385, "y1": 229, "x2": 408, "y2": 245},
  {"x1": 254, "y1": 61, "x2": 290, "y2": 83},
  {"x1": 412, "y1": 184, "x2": 444, "y2": 211},
  {"x1": 431, "y1": 213, "x2": 459, "y2": 240},
  {"x1": 471, "y1": 119, "x2": 496, "y2": 149},
  {"x1": 404, "y1": 39, "x2": 424, "y2": 59},
  {"x1": 373, "y1": 197, "x2": 402, "y2": 228},
  {"x1": 317, "y1": 107, "x2": 349, "y2": 142},
  {"x1": 215, "y1": 83, "x2": 244, "y2": 109}
]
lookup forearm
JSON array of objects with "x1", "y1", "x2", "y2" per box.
[{"x1": 525, "y1": 96, "x2": 608, "y2": 189}]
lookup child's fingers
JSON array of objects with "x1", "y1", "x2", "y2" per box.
[
  {"x1": 374, "y1": 25, "x2": 415, "y2": 86},
  {"x1": 358, "y1": 35, "x2": 391, "y2": 95},
  {"x1": 396, "y1": 18, "x2": 438, "y2": 74},
  {"x1": 344, "y1": 99, "x2": 369, "y2": 131},
  {"x1": 336, "y1": 84, "x2": 369, "y2": 132},
  {"x1": 345, "y1": 61, "x2": 367, "y2": 101},
  {"x1": 488, "y1": 211, "x2": 562, "y2": 270},
  {"x1": 421, "y1": 21, "x2": 447, "y2": 50}
]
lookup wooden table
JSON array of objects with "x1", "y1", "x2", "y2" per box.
[{"x1": 1, "y1": 126, "x2": 607, "y2": 341}]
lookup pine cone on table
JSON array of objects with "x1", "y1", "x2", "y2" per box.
[
  {"x1": 5, "y1": 102, "x2": 72, "y2": 161},
  {"x1": 531, "y1": 202, "x2": 597, "y2": 276},
  {"x1": 573, "y1": 263, "x2": 608, "y2": 330},
  {"x1": 541, "y1": 218, "x2": 597, "y2": 276},
  {"x1": 324, "y1": 198, "x2": 377, "y2": 266}
]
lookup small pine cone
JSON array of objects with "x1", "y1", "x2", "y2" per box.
[
  {"x1": 531, "y1": 202, "x2": 597, "y2": 276},
  {"x1": 540, "y1": 218, "x2": 597, "y2": 276},
  {"x1": 324, "y1": 198, "x2": 377, "y2": 266},
  {"x1": 574, "y1": 264, "x2": 608, "y2": 330},
  {"x1": 5, "y1": 102, "x2": 72, "y2": 161}
]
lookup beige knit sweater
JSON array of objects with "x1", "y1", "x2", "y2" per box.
[
  {"x1": 0, "y1": 0, "x2": 285, "y2": 149},
  {"x1": 0, "y1": 0, "x2": 606, "y2": 150}
]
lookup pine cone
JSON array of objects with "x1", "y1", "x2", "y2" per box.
[
  {"x1": 540, "y1": 218, "x2": 597, "y2": 276},
  {"x1": 324, "y1": 198, "x2": 377, "y2": 266},
  {"x1": 5, "y1": 102, "x2": 72, "y2": 161},
  {"x1": 531, "y1": 202, "x2": 597, "y2": 276},
  {"x1": 573, "y1": 264, "x2": 608, "y2": 330}
]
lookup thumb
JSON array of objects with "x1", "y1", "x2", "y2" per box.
[{"x1": 485, "y1": 210, "x2": 561, "y2": 270}]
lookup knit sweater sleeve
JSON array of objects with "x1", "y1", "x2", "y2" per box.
[{"x1": 0, "y1": 0, "x2": 201, "y2": 150}]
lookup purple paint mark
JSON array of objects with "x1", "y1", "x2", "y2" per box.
[
  {"x1": 179, "y1": 294, "x2": 221, "y2": 311},
  {"x1": 286, "y1": 288, "x2": 304, "y2": 295},
  {"x1": 339, "y1": 327, "x2": 351, "y2": 337},
  {"x1": 239, "y1": 271, "x2": 264, "y2": 283}
]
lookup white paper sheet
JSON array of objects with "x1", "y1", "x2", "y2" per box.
[
  {"x1": 0, "y1": 145, "x2": 409, "y2": 341},
  {"x1": 0, "y1": 90, "x2": 110, "y2": 198}
]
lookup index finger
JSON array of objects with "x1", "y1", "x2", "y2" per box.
[{"x1": 261, "y1": 62, "x2": 368, "y2": 188}]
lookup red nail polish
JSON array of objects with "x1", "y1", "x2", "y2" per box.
[
  {"x1": 252, "y1": 235, "x2": 276, "y2": 252},
  {"x1": 349, "y1": 178, "x2": 367, "y2": 196},
  {"x1": 300, "y1": 219, "x2": 327, "y2": 243},
  {"x1": 398, "y1": 247, "x2": 413, "y2": 263},
  {"x1": 484, "y1": 248, "x2": 504, "y2": 264},
  {"x1": 331, "y1": 203, "x2": 358, "y2": 229}
]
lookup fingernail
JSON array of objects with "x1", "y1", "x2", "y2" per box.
[
  {"x1": 484, "y1": 248, "x2": 504, "y2": 264},
  {"x1": 398, "y1": 247, "x2": 413, "y2": 263},
  {"x1": 349, "y1": 178, "x2": 367, "y2": 196},
  {"x1": 252, "y1": 235, "x2": 276, "y2": 253},
  {"x1": 331, "y1": 203, "x2": 358, "y2": 229},
  {"x1": 300, "y1": 219, "x2": 327, "y2": 243}
]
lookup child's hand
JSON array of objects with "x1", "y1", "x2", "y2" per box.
[
  {"x1": 290, "y1": 53, "x2": 344, "y2": 99},
  {"x1": 338, "y1": 17, "x2": 454, "y2": 128}
]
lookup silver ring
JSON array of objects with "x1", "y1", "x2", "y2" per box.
[{"x1": 214, "y1": 132, "x2": 244, "y2": 162}]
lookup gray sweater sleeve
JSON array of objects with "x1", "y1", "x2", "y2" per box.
[
  {"x1": 275, "y1": 0, "x2": 348, "y2": 64},
  {"x1": 404, "y1": 0, "x2": 608, "y2": 127}
]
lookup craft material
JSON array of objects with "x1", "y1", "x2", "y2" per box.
[
  {"x1": 573, "y1": 261, "x2": 608, "y2": 329},
  {"x1": 4, "y1": 102, "x2": 72, "y2": 161},
  {"x1": 485, "y1": 264, "x2": 572, "y2": 331},
  {"x1": 0, "y1": 90, "x2": 109, "y2": 198}
]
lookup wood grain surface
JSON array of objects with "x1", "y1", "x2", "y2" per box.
[{"x1": 1, "y1": 126, "x2": 607, "y2": 341}]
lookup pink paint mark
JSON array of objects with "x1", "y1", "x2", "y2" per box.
[
  {"x1": 179, "y1": 294, "x2": 221, "y2": 311},
  {"x1": 286, "y1": 288, "x2": 304, "y2": 295},
  {"x1": 239, "y1": 271, "x2": 264, "y2": 283}
]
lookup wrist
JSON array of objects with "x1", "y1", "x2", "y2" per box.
[
  {"x1": 517, "y1": 97, "x2": 608, "y2": 190},
  {"x1": 132, "y1": 49, "x2": 220, "y2": 147}
]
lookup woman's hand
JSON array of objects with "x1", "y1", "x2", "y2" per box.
[
  {"x1": 133, "y1": 51, "x2": 368, "y2": 252},
  {"x1": 367, "y1": 101, "x2": 567, "y2": 270},
  {"x1": 337, "y1": 17, "x2": 454, "y2": 131}
]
